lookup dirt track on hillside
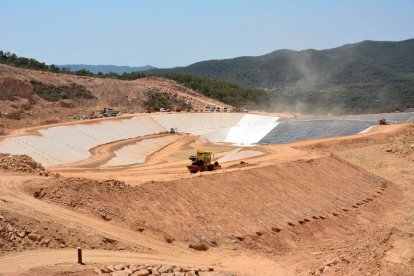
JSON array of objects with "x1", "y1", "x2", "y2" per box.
[{"x1": 0, "y1": 174, "x2": 287, "y2": 275}]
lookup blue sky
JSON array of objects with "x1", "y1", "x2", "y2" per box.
[{"x1": 1, "y1": 0, "x2": 414, "y2": 67}]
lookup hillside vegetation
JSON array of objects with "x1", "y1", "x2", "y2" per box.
[
  {"x1": 163, "y1": 73, "x2": 269, "y2": 108},
  {"x1": 0, "y1": 51, "x2": 264, "y2": 108},
  {"x1": 3, "y1": 39, "x2": 414, "y2": 114},
  {"x1": 30, "y1": 80, "x2": 95, "y2": 102},
  {"x1": 150, "y1": 39, "x2": 414, "y2": 113}
]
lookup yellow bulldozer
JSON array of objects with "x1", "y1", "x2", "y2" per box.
[{"x1": 187, "y1": 150, "x2": 221, "y2": 173}]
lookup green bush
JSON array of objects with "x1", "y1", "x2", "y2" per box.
[
  {"x1": 30, "y1": 80, "x2": 95, "y2": 102},
  {"x1": 162, "y1": 73, "x2": 270, "y2": 108},
  {"x1": 143, "y1": 91, "x2": 192, "y2": 111}
]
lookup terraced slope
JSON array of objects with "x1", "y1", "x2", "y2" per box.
[{"x1": 27, "y1": 155, "x2": 396, "y2": 257}]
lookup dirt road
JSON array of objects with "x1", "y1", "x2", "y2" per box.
[{"x1": 0, "y1": 174, "x2": 287, "y2": 275}]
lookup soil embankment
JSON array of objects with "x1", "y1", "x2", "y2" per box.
[
  {"x1": 27, "y1": 155, "x2": 395, "y2": 256},
  {"x1": 0, "y1": 123, "x2": 413, "y2": 275}
]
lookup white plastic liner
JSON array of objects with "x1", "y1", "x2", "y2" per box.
[
  {"x1": 102, "y1": 136, "x2": 178, "y2": 167},
  {"x1": 0, "y1": 113, "x2": 280, "y2": 166}
]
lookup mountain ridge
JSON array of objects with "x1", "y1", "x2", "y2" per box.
[
  {"x1": 59, "y1": 64, "x2": 155, "y2": 74},
  {"x1": 150, "y1": 38, "x2": 414, "y2": 85},
  {"x1": 2, "y1": 38, "x2": 414, "y2": 114},
  {"x1": 147, "y1": 38, "x2": 414, "y2": 113}
]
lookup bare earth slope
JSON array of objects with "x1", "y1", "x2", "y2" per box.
[
  {"x1": 0, "y1": 64, "x2": 226, "y2": 134},
  {"x1": 26, "y1": 155, "x2": 392, "y2": 250},
  {"x1": 0, "y1": 120, "x2": 413, "y2": 275}
]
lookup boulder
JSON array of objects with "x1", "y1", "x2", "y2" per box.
[
  {"x1": 102, "y1": 236, "x2": 117, "y2": 244},
  {"x1": 114, "y1": 264, "x2": 126, "y2": 271},
  {"x1": 189, "y1": 242, "x2": 208, "y2": 251},
  {"x1": 129, "y1": 265, "x2": 138, "y2": 273},
  {"x1": 102, "y1": 267, "x2": 112, "y2": 273},
  {"x1": 149, "y1": 267, "x2": 160, "y2": 276},
  {"x1": 41, "y1": 238, "x2": 50, "y2": 246},
  {"x1": 28, "y1": 233, "x2": 39, "y2": 241},
  {"x1": 158, "y1": 265, "x2": 173, "y2": 273},
  {"x1": 133, "y1": 269, "x2": 150, "y2": 276},
  {"x1": 123, "y1": 268, "x2": 133, "y2": 275},
  {"x1": 111, "y1": 271, "x2": 129, "y2": 276},
  {"x1": 164, "y1": 235, "x2": 175, "y2": 243},
  {"x1": 20, "y1": 98, "x2": 32, "y2": 110}
]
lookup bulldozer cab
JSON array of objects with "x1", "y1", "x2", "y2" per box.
[
  {"x1": 189, "y1": 151, "x2": 212, "y2": 165},
  {"x1": 196, "y1": 151, "x2": 212, "y2": 165}
]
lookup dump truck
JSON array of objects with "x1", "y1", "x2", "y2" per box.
[{"x1": 187, "y1": 150, "x2": 221, "y2": 173}]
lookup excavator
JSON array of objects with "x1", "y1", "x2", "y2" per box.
[{"x1": 187, "y1": 150, "x2": 221, "y2": 173}]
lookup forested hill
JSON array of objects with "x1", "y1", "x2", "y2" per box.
[
  {"x1": 2, "y1": 38, "x2": 414, "y2": 114},
  {"x1": 0, "y1": 51, "x2": 268, "y2": 109},
  {"x1": 149, "y1": 39, "x2": 414, "y2": 113},
  {"x1": 151, "y1": 39, "x2": 414, "y2": 88}
]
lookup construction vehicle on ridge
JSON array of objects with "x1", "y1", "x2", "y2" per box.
[
  {"x1": 187, "y1": 150, "x2": 221, "y2": 173},
  {"x1": 379, "y1": 118, "x2": 388, "y2": 125}
]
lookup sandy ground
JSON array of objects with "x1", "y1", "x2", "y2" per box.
[
  {"x1": 0, "y1": 174, "x2": 282, "y2": 275},
  {"x1": 0, "y1": 123, "x2": 413, "y2": 275}
]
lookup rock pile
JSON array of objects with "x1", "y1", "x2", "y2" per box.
[
  {"x1": 100, "y1": 179, "x2": 128, "y2": 191},
  {"x1": 100, "y1": 263, "x2": 233, "y2": 276},
  {"x1": 0, "y1": 212, "x2": 57, "y2": 253},
  {"x1": 0, "y1": 153, "x2": 52, "y2": 175}
]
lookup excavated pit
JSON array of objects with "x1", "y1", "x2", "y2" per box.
[{"x1": 0, "y1": 112, "x2": 413, "y2": 167}]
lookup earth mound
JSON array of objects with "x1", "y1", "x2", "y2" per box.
[
  {"x1": 27, "y1": 155, "x2": 395, "y2": 255},
  {"x1": 0, "y1": 153, "x2": 50, "y2": 175},
  {"x1": 382, "y1": 123, "x2": 414, "y2": 161}
]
